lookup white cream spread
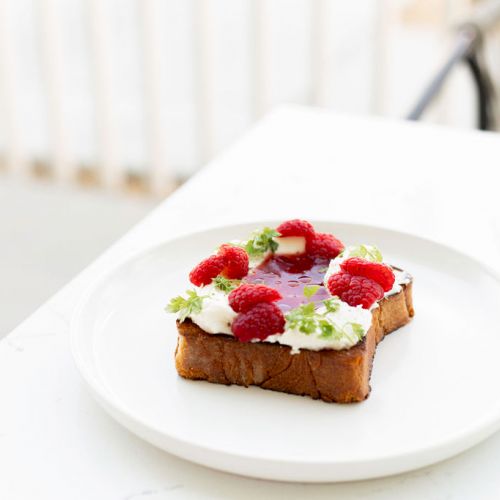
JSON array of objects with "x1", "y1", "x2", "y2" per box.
[
  {"x1": 189, "y1": 284, "x2": 237, "y2": 335},
  {"x1": 176, "y1": 241, "x2": 411, "y2": 353},
  {"x1": 387, "y1": 268, "x2": 412, "y2": 296}
]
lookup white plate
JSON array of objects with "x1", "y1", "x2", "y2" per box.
[{"x1": 71, "y1": 221, "x2": 500, "y2": 483}]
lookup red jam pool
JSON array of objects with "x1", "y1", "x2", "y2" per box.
[{"x1": 244, "y1": 255, "x2": 331, "y2": 312}]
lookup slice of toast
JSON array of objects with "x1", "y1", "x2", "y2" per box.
[{"x1": 175, "y1": 281, "x2": 414, "y2": 403}]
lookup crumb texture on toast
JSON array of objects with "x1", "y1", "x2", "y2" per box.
[{"x1": 175, "y1": 282, "x2": 414, "y2": 403}]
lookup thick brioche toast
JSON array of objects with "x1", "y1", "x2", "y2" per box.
[{"x1": 175, "y1": 281, "x2": 414, "y2": 403}]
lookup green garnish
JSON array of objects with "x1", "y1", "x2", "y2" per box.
[
  {"x1": 212, "y1": 276, "x2": 240, "y2": 293},
  {"x1": 244, "y1": 227, "x2": 279, "y2": 257},
  {"x1": 166, "y1": 290, "x2": 205, "y2": 322},
  {"x1": 285, "y1": 301, "x2": 365, "y2": 342},
  {"x1": 285, "y1": 303, "x2": 318, "y2": 334},
  {"x1": 303, "y1": 284, "x2": 320, "y2": 299},
  {"x1": 323, "y1": 297, "x2": 340, "y2": 313},
  {"x1": 319, "y1": 322, "x2": 364, "y2": 341},
  {"x1": 350, "y1": 323, "x2": 365, "y2": 341},
  {"x1": 341, "y1": 244, "x2": 383, "y2": 263}
]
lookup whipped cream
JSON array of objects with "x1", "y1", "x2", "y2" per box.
[
  {"x1": 189, "y1": 284, "x2": 237, "y2": 335},
  {"x1": 387, "y1": 268, "x2": 412, "y2": 296}
]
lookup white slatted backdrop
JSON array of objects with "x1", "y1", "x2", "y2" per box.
[{"x1": 0, "y1": 0, "x2": 494, "y2": 195}]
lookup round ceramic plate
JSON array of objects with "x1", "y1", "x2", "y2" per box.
[{"x1": 71, "y1": 221, "x2": 500, "y2": 483}]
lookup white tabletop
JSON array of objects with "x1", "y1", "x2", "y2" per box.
[{"x1": 2, "y1": 106, "x2": 500, "y2": 499}]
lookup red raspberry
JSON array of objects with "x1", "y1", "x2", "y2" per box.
[
  {"x1": 231, "y1": 302, "x2": 285, "y2": 342},
  {"x1": 189, "y1": 255, "x2": 225, "y2": 286},
  {"x1": 219, "y1": 244, "x2": 249, "y2": 279},
  {"x1": 228, "y1": 283, "x2": 282, "y2": 313},
  {"x1": 276, "y1": 219, "x2": 315, "y2": 242},
  {"x1": 340, "y1": 257, "x2": 395, "y2": 292},
  {"x1": 307, "y1": 233, "x2": 344, "y2": 259},
  {"x1": 326, "y1": 271, "x2": 352, "y2": 296},
  {"x1": 327, "y1": 271, "x2": 384, "y2": 309}
]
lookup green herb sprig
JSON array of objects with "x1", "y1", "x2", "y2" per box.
[
  {"x1": 212, "y1": 276, "x2": 241, "y2": 293},
  {"x1": 285, "y1": 299, "x2": 364, "y2": 342},
  {"x1": 303, "y1": 284, "x2": 320, "y2": 300},
  {"x1": 323, "y1": 297, "x2": 340, "y2": 313},
  {"x1": 244, "y1": 227, "x2": 279, "y2": 257},
  {"x1": 341, "y1": 244, "x2": 383, "y2": 263},
  {"x1": 166, "y1": 290, "x2": 205, "y2": 322}
]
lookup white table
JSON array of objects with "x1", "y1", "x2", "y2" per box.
[{"x1": 2, "y1": 106, "x2": 500, "y2": 499}]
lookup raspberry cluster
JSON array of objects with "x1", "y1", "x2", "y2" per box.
[
  {"x1": 276, "y1": 219, "x2": 344, "y2": 260},
  {"x1": 327, "y1": 257, "x2": 395, "y2": 309},
  {"x1": 276, "y1": 219, "x2": 315, "y2": 242},
  {"x1": 307, "y1": 232, "x2": 344, "y2": 260},
  {"x1": 228, "y1": 284, "x2": 284, "y2": 342},
  {"x1": 189, "y1": 244, "x2": 249, "y2": 286},
  {"x1": 228, "y1": 283, "x2": 282, "y2": 313}
]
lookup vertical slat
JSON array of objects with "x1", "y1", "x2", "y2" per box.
[
  {"x1": 87, "y1": 0, "x2": 121, "y2": 187},
  {"x1": 310, "y1": 0, "x2": 328, "y2": 106},
  {"x1": 39, "y1": 0, "x2": 74, "y2": 181},
  {"x1": 138, "y1": 0, "x2": 175, "y2": 193},
  {"x1": 0, "y1": 0, "x2": 27, "y2": 173},
  {"x1": 250, "y1": 0, "x2": 268, "y2": 119},
  {"x1": 371, "y1": 0, "x2": 389, "y2": 115},
  {"x1": 193, "y1": 0, "x2": 215, "y2": 164}
]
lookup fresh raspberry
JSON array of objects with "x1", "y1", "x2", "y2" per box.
[
  {"x1": 218, "y1": 244, "x2": 249, "y2": 279},
  {"x1": 340, "y1": 257, "x2": 395, "y2": 292},
  {"x1": 276, "y1": 219, "x2": 315, "y2": 242},
  {"x1": 231, "y1": 302, "x2": 285, "y2": 342},
  {"x1": 327, "y1": 271, "x2": 384, "y2": 309},
  {"x1": 189, "y1": 255, "x2": 225, "y2": 286},
  {"x1": 326, "y1": 271, "x2": 352, "y2": 296},
  {"x1": 307, "y1": 233, "x2": 344, "y2": 259},
  {"x1": 228, "y1": 283, "x2": 282, "y2": 313}
]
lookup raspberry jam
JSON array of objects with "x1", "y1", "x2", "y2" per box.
[{"x1": 245, "y1": 255, "x2": 330, "y2": 312}]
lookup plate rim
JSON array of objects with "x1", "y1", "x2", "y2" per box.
[{"x1": 70, "y1": 219, "x2": 500, "y2": 482}]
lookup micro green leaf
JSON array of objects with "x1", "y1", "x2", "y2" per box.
[
  {"x1": 212, "y1": 276, "x2": 240, "y2": 293},
  {"x1": 319, "y1": 320, "x2": 334, "y2": 338},
  {"x1": 284, "y1": 303, "x2": 316, "y2": 334},
  {"x1": 349, "y1": 322, "x2": 365, "y2": 340},
  {"x1": 346, "y1": 244, "x2": 383, "y2": 263},
  {"x1": 285, "y1": 301, "x2": 366, "y2": 343},
  {"x1": 166, "y1": 289, "x2": 205, "y2": 322},
  {"x1": 323, "y1": 297, "x2": 340, "y2": 313},
  {"x1": 244, "y1": 227, "x2": 279, "y2": 257},
  {"x1": 303, "y1": 284, "x2": 320, "y2": 299}
]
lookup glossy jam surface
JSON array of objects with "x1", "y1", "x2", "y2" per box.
[{"x1": 245, "y1": 255, "x2": 330, "y2": 312}]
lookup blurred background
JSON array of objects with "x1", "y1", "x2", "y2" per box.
[{"x1": 1, "y1": 0, "x2": 499, "y2": 336}]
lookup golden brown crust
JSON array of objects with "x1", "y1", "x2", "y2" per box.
[{"x1": 175, "y1": 281, "x2": 414, "y2": 403}]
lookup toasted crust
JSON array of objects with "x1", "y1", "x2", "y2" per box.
[{"x1": 175, "y1": 281, "x2": 414, "y2": 403}]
